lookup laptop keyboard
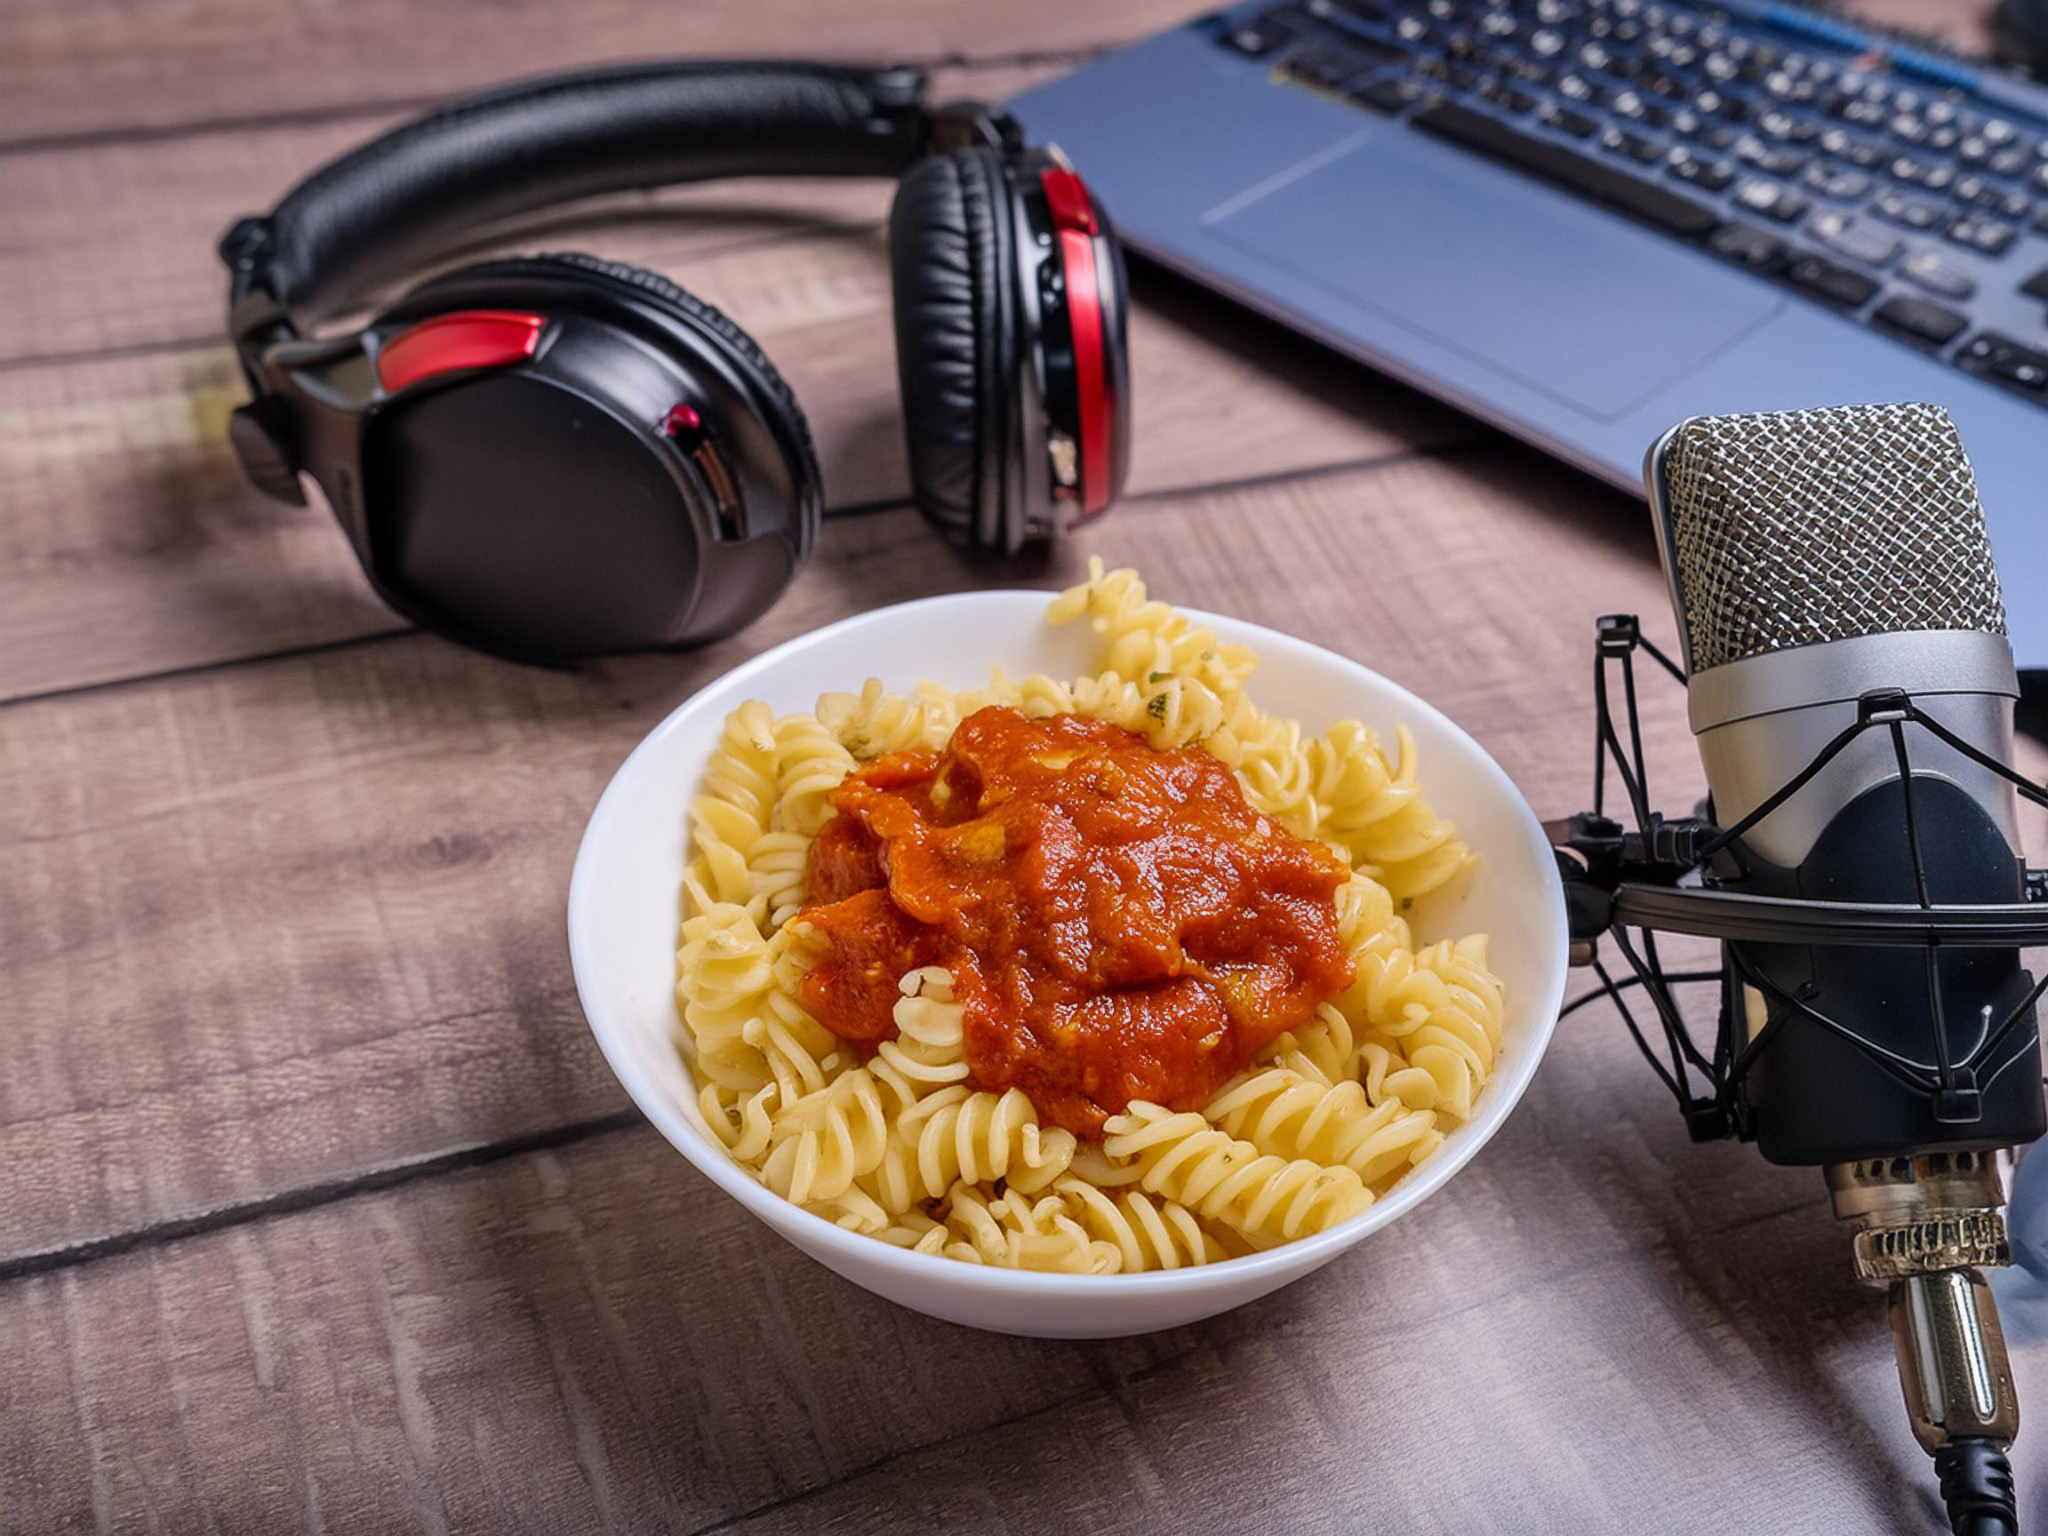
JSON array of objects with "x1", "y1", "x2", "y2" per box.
[{"x1": 1215, "y1": 0, "x2": 2048, "y2": 405}]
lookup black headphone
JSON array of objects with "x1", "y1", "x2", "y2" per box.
[{"x1": 220, "y1": 62, "x2": 1130, "y2": 663}]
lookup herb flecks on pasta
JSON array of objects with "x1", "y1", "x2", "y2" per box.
[{"x1": 675, "y1": 563, "x2": 1501, "y2": 1273}]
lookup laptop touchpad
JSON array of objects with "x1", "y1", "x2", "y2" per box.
[{"x1": 1205, "y1": 130, "x2": 1782, "y2": 422}]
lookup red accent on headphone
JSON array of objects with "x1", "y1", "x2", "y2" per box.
[
  {"x1": 1040, "y1": 165, "x2": 1098, "y2": 236},
  {"x1": 1040, "y1": 168, "x2": 1112, "y2": 518},
  {"x1": 377, "y1": 310, "x2": 545, "y2": 393}
]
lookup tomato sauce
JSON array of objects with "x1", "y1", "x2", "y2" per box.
[{"x1": 797, "y1": 707, "x2": 1355, "y2": 1138}]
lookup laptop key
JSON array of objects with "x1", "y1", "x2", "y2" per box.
[
  {"x1": 1807, "y1": 210, "x2": 1901, "y2": 268},
  {"x1": 1707, "y1": 222, "x2": 1790, "y2": 271},
  {"x1": 1819, "y1": 127, "x2": 1886, "y2": 168},
  {"x1": 1601, "y1": 126, "x2": 1666, "y2": 164},
  {"x1": 1221, "y1": 12, "x2": 1300, "y2": 57},
  {"x1": 1350, "y1": 75, "x2": 1429, "y2": 115},
  {"x1": 1782, "y1": 254, "x2": 1881, "y2": 309},
  {"x1": 1872, "y1": 295, "x2": 1969, "y2": 346},
  {"x1": 1286, "y1": 41, "x2": 1391, "y2": 89},
  {"x1": 1994, "y1": 351, "x2": 2048, "y2": 390},
  {"x1": 2023, "y1": 266, "x2": 2048, "y2": 302},
  {"x1": 1947, "y1": 214, "x2": 2017, "y2": 256},
  {"x1": 1411, "y1": 99, "x2": 1720, "y2": 236},
  {"x1": 1870, "y1": 189, "x2": 1951, "y2": 232},
  {"x1": 1669, "y1": 149, "x2": 1735, "y2": 191},
  {"x1": 1899, "y1": 249, "x2": 1977, "y2": 300},
  {"x1": 1556, "y1": 73, "x2": 1607, "y2": 106},
  {"x1": 1959, "y1": 333, "x2": 2048, "y2": 391},
  {"x1": 1612, "y1": 90, "x2": 1670, "y2": 127},
  {"x1": 1954, "y1": 175, "x2": 2033, "y2": 220},
  {"x1": 1803, "y1": 162, "x2": 1871, "y2": 201},
  {"x1": 1733, "y1": 176, "x2": 1809, "y2": 223},
  {"x1": 1989, "y1": 144, "x2": 2033, "y2": 178},
  {"x1": 1735, "y1": 137, "x2": 1808, "y2": 177}
]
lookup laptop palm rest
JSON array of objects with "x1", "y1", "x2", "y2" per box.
[{"x1": 1204, "y1": 129, "x2": 1784, "y2": 422}]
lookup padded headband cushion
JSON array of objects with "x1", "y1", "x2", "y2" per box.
[
  {"x1": 252, "y1": 61, "x2": 928, "y2": 319},
  {"x1": 890, "y1": 147, "x2": 1015, "y2": 550}
]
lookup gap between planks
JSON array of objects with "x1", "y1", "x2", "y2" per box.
[
  {"x1": 0, "y1": 1110, "x2": 645, "y2": 1287},
  {"x1": 0, "y1": 437, "x2": 1494, "y2": 715}
]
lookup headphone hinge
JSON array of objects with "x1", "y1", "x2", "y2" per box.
[
  {"x1": 928, "y1": 100, "x2": 1022, "y2": 157},
  {"x1": 863, "y1": 63, "x2": 938, "y2": 160},
  {"x1": 220, "y1": 216, "x2": 279, "y2": 309}
]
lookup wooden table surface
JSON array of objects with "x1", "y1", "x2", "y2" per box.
[{"x1": 5, "y1": 1, "x2": 2046, "y2": 1531}]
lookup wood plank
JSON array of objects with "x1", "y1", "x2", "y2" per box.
[
  {"x1": 0, "y1": 134, "x2": 900, "y2": 367},
  {"x1": 0, "y1": 0, "x2": 1992, "y2": 363},
  {"x1": 0, "y1": 261, "x2": 1464, "y2": 703},
  {"x1": 7, "y1": 1038, "x2": 2039, "y2": 1533},
  {"x1": 0, "y1": 61, "x2": 1065, "y2": 368},
  {"x1": 3, "y1": 446, "x2": 1670, "y2": 1265},
  {"x1": 0, "y1": 0, "x2": 1983, "y2": 150},
  {"x1": 0, "y1": 1128, "x2": 1179, "y2": 1534},
  {"x1": 1850, "y1": 0, "x2": 1994, "y2": 51},
  {"x1": 0, "y1": 0, "x2": 1195, "y2": 146}
]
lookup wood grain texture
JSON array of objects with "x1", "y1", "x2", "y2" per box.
[
  {"x1": 0, "y1": 263, "x2": 1464, "y2": 702},
  {"x1": 2, "y1": 446, "x2": 1672, "y2": 1266},
  {"x1": 5, "y1": 0, "x2": 2036, "y2": 1531},
  {"x1": 6, "y1": 1050, "x2": 2042, "y2": 1535},
  {"x1": 0, "y1": 61, "x2": 1064, "y2": 368},
  {"x1": 0, "y1": 0, "x2": 1199, "y2": 146}
]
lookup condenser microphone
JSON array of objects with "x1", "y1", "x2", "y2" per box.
[
  {"x1": 1646, "y1": 401, "x2": 2043, "y2": 1166},
  {"x1": 1643, "y1": 402, "x2": 2042, "y2": 1536}
]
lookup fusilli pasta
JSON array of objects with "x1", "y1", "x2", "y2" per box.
[{"x1": 673, "y1": 565, "x2": 1505, "y2": 1272}]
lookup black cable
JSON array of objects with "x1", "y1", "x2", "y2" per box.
[
  {"x1": 1613, "y1": 926, "x2": 1721, "y2": 1083},
  {"x1": 1593, "y1": 956, "x2": 1684, "y2": 1103},
  {"x1": 1557, "y1": 968, "x2": 1721, "y2": 1019},
  {"x1": 1932, "y1": 1439, "x2": 2018, "y2": 1536}
]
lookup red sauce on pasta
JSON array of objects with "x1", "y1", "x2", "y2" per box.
[{"x1": 798, "y1": 707, "x2": 1355, "y2": 1138}]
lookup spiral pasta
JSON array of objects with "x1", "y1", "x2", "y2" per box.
[
  {"x1": 1055, "y1": 1178, "x2": 1228, "y2": 1271},
  {"x1": 1101, "y1": 1102, "x2": 1374, "y2": 1248},
  {"x1": 760, "y1": 1066, "x2": 893, "y2": 1205},
  {"x1": 672, "y1": 565, "x2": 1506, "y2": 1273},
  {"x1": 1047, "y1": 557, "x2": 1258, "y2": 697},
  {"x1": 895, "y1": 1086, "x2": 1078, "y2": 1201},
  {"x1": 1205, "y1": 1065, "x2": 1442, "y2": 1190},
  {"x1": 1312, "y1": 720, "x2": 1475, "y2": 902}
]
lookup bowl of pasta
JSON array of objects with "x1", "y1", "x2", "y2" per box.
[{"x1": 569, "y1": 565, "x2": 1567, "y2": 1337}]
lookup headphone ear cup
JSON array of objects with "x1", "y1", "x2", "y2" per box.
[
  {"x1": 362, "y1": 253, "x2": 821, "y2": 658},
  {"x1": 890, "y1": 148, "x2": 1017, "y2": 553},
  {"x1": 531, "y1": 251, "x2": 823, "y2": 498}
]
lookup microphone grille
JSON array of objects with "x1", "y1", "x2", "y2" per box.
[{"x1": 1657, "y1": 402, "x2": 2006, "y2": 673}]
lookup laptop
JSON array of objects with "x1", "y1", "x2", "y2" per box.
[{"x1": 1010, "y1": 0, "x2": 2048, "y2": 671}]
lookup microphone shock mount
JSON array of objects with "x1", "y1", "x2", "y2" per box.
[{"x1": 1556, "y1": 614, "x2": 2046, "y2": 1536}]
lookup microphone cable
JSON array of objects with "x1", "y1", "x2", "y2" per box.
[{"x1": 1935, "y1": 1438, "x2": 2019, "y2": 1536}]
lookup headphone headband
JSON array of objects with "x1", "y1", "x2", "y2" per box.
[{"x1": 227, "y1": 61, "x2": 935, "y2": 326}]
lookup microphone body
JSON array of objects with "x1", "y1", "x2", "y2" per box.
[
  {"x1": 1562, "y1": 400, "x2": 2047, "y2": 1535},
  {"x1": 1646, "y1": 403, "x2": 2044, "y2": 1166}
]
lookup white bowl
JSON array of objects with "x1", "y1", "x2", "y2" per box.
[{"x1": 568, "y1": 591, "x2": 1567, "y2": 1338}]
